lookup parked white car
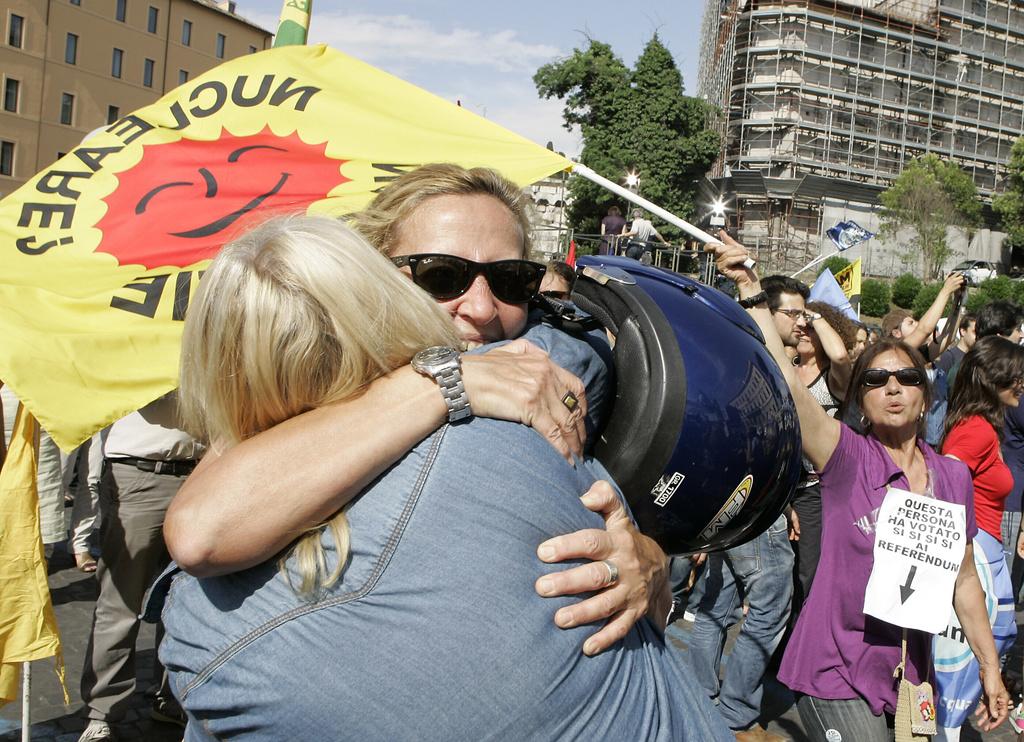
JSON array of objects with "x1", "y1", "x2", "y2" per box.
[{"x1": 952, "y1": 259, "x2": 1000, "y2": 285}]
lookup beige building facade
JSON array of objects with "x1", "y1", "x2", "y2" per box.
[{"x1": 1, "y1": 0, "x2": 271, "y2": 196}]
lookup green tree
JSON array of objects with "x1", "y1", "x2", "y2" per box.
[
  {"x1": 879, "y1": 154, "x2": 982, "y2": 280},
  {"x1": 822, "y1": 256, "x2": 851, "y2": 277},
  {"x1": 994, "y1": 137, "x2": 1024, "y2": 251},
  {"x1": 891, "y1": 273, "x2": 923, "y2": 308},
  {"x1": 535, "y1": 36, "x2": 719, "y2": 238},
  {"x1": 860, "y1": 279, "x2": 891, "y2": 318},
  {"x1": 911, "y1": 282, "x2": 947, "y2": 319}
]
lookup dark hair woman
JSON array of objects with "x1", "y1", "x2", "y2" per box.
[
  {"x1": 599, "y1": 204, "x2": 626, "y2": 256},
  {"x1": 708, "y1": 234, "x2": 1009, "y2": 742},
  {"x1": 934, "y1": 335, "x2": 1024, "y2": 737}
]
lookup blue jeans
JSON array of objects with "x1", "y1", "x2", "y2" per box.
[
  {"x1": 1002, "y1": 509, "x2": 1024, "y2": 605},
  {"x1": 688, "y1": 514, "x2": 794, "y2": 731}
]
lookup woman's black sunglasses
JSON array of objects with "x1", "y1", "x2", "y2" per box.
[
  {"x1": 391, "y1": 254, "x2": 546, "y2": 304},
  {"x1": 861, "y1": 367, "x2": 925, "y2": 388}
]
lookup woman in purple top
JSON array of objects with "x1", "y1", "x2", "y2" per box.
[{"x1": 708, "y1": 234, "x2": 1009, "y2": 741}]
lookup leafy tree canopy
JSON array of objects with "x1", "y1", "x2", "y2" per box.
[
  {"x1": 879, "y1": 154, "x2": 981, "y2": 280},
  {"x1": 994, "y1": 137, "x2": 1024, "y2": 250},
  {"x1": 534, "y1": 35, "x2": 720, "y2": 238}
]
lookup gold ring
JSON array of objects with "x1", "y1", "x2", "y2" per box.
[{"x1": 561, "y1": 391, "x2": 579, "y2": 413}]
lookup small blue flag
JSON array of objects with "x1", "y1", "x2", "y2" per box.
[
  {"x1": 826, "y1": 220, "x2": 874, "y2": 251},
  {"x1": 809, "y1": 268, "x2": 858, "y2": 321}
]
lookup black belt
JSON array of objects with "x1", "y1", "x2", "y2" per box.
[{"x1": 108, "y1": 456, "x2": 197, "y2": 476}]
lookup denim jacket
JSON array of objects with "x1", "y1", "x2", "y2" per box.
[{"x1": 147, "y1": 324, "x2": 732, "y2": 741}]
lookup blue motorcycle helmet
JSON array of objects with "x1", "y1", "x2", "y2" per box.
[{"x1": 563, "y1": 255, "x2": 801, "y2": 555}]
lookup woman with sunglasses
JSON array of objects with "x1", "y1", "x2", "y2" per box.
[
  {"x1": 154, "y1": 214, "x2": 730, "y2": 740},
  {"x1": 708, "y1": 235, "x2": 1009, "y2": 742},
  {"x1": 933, "y1": 336, "x2": 1024, "y2": 739},
  {"x1": 165, "y1": 164, "x2": 670, "y2": 657}
]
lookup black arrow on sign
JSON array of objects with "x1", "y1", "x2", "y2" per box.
[{"x1": 900, "y1": 565, "x2": 917, "y2": 604}]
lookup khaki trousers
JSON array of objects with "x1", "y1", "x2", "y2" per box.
[{"x1": 81, "y1": 461, "x2": 183, "y2": 721}]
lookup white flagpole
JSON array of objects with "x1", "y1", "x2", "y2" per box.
[
  {"x1": 570, "y1": 162, "x2": 755, "y2": 268},
  {"x1": 22, "y1": 662, "x2": 30, "y2": 742}
]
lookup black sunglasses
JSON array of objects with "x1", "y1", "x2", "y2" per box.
[
  {"x1": 862, "y1": 367, "x2": 925, "y2": 388},
  {"x1": 391, "y1": 254, "x2": 546, "y2": 304}
]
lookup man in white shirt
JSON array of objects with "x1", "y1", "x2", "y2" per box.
[{"x1": 79, "y1": 394, "x2": 204, "y2": 742}]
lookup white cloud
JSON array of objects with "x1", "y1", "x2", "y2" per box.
[
  {"x1": 239, "y1": 10, "x2": 579, "y2": 155},
  {"x1": 452, "y1": 86, "x2": 581, "y2": 158},
  {"x1": 247, "y1": 12, "x2": 562, "y2": 73}
]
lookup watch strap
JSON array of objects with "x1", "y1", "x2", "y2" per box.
[
  {"x1": 434, "y1": 363, "x2": 472, "y2": 422},
  {"x1": 738, "y1": 290, "x2": 768, "y2": 309}
]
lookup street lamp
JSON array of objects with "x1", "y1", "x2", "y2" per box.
[
  {"x1": 709, "y1": 196, "x2": 728, "y2": 229},
  {"x1": 624, "y1": 169, "x2": 640, "y2": 192}
]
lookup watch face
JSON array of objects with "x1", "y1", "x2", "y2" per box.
[{"x1": 413, "y1": 346, "x2": 457, "y2": 372}]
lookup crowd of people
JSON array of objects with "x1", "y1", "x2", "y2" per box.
[{"x1": 2, "y1": 163, "x2": 1023, "y2": 742}]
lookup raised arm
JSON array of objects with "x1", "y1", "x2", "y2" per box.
[
  {"x1": 953, "y1": 544, "x2": 1010, "y2": 731},
  {"x1": 166, "y1": 340, "x2": 589, "y2": 576},
  {"x1": 903, "y1": 272, "x2": 965, "y2": 349},
  {"x1": 809, "y1": 314, "x2": 852, "y2": 399},
  {"x1": 707, "y1": 233, "x2": 841, "y2": 471}
]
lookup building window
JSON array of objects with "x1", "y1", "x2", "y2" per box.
[
  {"x1": 57, "y1": 151, "x2": 66, "y2": 160},
  {"x1": 111, "y1": 48, "x2": 123, "y2": 78},
  {"x1": 147, "y1": 6, "x2": 158, "y2": 33},
  {"x1": 248, "y1": 44, "x2": 256, "y2": 54},
  {"x1": 65, "y1": 33, "x2": 77, "y2": 64},
  {"x1": 70, "y1": 0, "x2": 81, "y2": 5},
  {"x1": 3, "y1": 78, "x2": 19, "y2": 113},
  {"x1": 178, "y1": 69, "x2": 188, "y2": 85},
  {"x1": 1, "y1": 141, "x2": 13, "y2": 176},
  {"x1": 216, "y1": 33, "x2": 225, "y2": 59},
  {"x1": 60, "y1": 92, "x2": 74, "y2": 125},
  {"x1": 8, "y1": 14, "x2": 24, "y2": 48},
  {"x1": 107, "y1": 105, "x2": 119, "y2": 124},
  {"x1": 181, "y1": 19, "x2": 191, "y2": 46},
  {"x1": 115, "y1": 0, "x2": 126, "y2": 22},
  {"x1": 143, "y1": 58, "x2": 154, "y2": 87}
]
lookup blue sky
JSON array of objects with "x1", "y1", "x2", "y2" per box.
[{"x1": 236, "y1": 1, "x2": 707, "y2": 157}]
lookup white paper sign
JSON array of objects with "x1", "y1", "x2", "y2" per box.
[{"x1": 863, "y1": 487, "x2": 966, "y2": 633}]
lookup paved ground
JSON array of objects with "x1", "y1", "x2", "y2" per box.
[{"x1": 2, "y1": 534, "x2": 1021, "y2": 741}]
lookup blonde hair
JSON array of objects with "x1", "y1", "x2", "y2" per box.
[
  {"x1": 349, "y1": 163, "x2": 534, "y2": 257},
  {"x1": 179, "y1": 214, "x2": 459, "y2": 596}
]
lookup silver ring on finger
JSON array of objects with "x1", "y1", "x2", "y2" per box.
[{"x1": 602, "y1": 559, "x2": 619, "y2": 586}]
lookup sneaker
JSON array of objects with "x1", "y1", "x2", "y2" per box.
[
  {"x1": 78, "y1": 720, "x2": 114, "y2": 742},
  {"x1": 151, "y1": 695, "x2": 187, "y2": 727}
]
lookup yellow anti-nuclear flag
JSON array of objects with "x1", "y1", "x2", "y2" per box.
[
  {"x1": 0, "y1": 401, "x2": 65, "y2": 705},
  {"x1": 0, "y1": 43, "x2": 572, "y2": 451},
  {"x1": 834, "y1": 259, "x2": 862, "y2": 301}
]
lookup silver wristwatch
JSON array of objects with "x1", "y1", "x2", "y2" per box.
[{"x1": 411, "y1": 346, "x2": 472, "y2": 423}]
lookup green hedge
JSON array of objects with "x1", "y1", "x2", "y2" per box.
[
  {"x1": 822, "y1": 256, "x2": 851, "y2": 277},
  {"x1": 966, "y1": 276, "x2": 1020, "y2": 313},
  {"x1": 861, "y1": 279, "x2": 891, "y2": 318},
  {"x1": 891, "y1": 273, "x2": 923, "y2": 309}
]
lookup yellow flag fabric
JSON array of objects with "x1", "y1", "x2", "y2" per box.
[
  {"x1": 0, "y1": 44, "x2": 573, "y2": 451},
  {"x1": 0, "y1": 401, "x2": 64, "y2": 706},
  {"x1": 834, "y1": 259, "x2": 862, "y2": 300}
]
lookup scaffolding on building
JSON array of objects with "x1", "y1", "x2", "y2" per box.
[{"x1": 697, "y1": 0, "x2": 1024, "y2": 276}]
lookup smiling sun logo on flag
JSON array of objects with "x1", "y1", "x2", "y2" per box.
[{"x1": 95, "y1": 128, "x2": 348, "y2": 270}]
